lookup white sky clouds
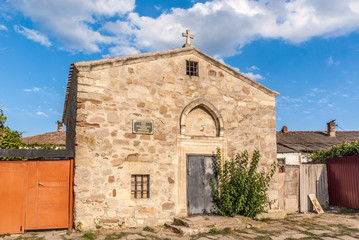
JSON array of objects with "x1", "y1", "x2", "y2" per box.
[
  {"x1": 14, "y1": 25, "x2": 51, "y2": 47},
  {"x1": 36, "y1": 111, "x2": 48, "y2": 117},
  {"x1": 327, "y1": 56, "x2": 340, "y2": 66},
  {"x1": 243, "y1": 72, "x2": 265, "y2": 81},
  {"x1": 24, "y1": 87, "x2": 40, "y2": 92},
  {"x1": 0, "y1": 24, "x2": 7, "y2": 31},
  {"x1": 7, "y1": 0, "x2": 359, "y2": 57}
]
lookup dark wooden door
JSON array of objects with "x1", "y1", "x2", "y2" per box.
[{"x1": 186, "y1": 155, "x2": 215, "y2": 215}]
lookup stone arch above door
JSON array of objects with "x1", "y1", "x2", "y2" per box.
[{"x1": 180, "y1": 99, "x2": 224, "y2": 137}]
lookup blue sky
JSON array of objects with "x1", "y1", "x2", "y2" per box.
[{"x1": 0, "y1": 0, "x2": 359, "y2": 136}]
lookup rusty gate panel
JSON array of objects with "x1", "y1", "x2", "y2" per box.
[
  {"x1": 0, "y1": 162, "x2": 27, "y2": 234},
  {"x1": 327, "y1": 156, "x2": 359, "y2": 209}
]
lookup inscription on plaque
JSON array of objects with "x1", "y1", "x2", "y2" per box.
[{"x1": 132, "y1": 120, "x2": 154, "y2": 135}]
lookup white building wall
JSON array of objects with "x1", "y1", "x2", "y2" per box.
[{"x1": 277, "y1": 152, "x2": 312, "y2": 165}]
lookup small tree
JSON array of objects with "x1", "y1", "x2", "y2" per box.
[
  {"x1": 0, "y1": 108, "x2": 24, "y2": 160},
  {"x1": 310, "y1": 141, "x2": 359, "y2": 163},
  {"x1": 210, "y1": 148, "x2": 276, "y2": 218}
]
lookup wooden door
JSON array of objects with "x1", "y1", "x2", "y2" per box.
[
  {"x1": 0, "y1": 162, "x2": 27, "y2": 234},
  {"x1": 26, "y1": 160, "x2": 71, "y2": 229},
  {"x1": 186, "y1": 155, "x2": 215, "y2": 215}
]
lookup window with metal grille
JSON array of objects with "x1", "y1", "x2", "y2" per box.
[
  {"x1": 131, "y1": 174, "x2": 150, "y2": 199},
  {"x1": 186, "y1": 60, "x2": 199, "y2": 76},
  {"x1": 277, "y1": 158, "x2": 286, "y2": 173}
]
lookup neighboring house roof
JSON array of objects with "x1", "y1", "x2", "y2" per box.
[
  {"x1": 62, "y1": 46, "x2": 279, "y2": 122},
  {"x1": 22, "y1": 131, "x2": 66, "y2": 146},
  {"x1": 277, "y1": 131, "x2": 359, "y2": 153}
]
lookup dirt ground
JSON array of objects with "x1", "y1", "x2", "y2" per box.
[{"x1": 3, "y1": 208, "x2": 359, "y2": 240}]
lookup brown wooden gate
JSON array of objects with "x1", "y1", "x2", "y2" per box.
[{"x1": 0, "y1": 159, "x2": 73, "y2": 234}]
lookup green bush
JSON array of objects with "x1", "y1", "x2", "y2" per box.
[
  {"x1": 310, "y1": 141, "x2": 359, "y2": 163},
  {"x1": 0, "y1": 108, "x2": 65, "y2": 161},
  {"x1": 210, "y1": 148, "x2": 276, "y2": 218},
  {"x1": 0, "y1": 108, "x2": 24, "y2": 160}
]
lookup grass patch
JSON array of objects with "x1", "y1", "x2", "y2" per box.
[
  {"x1": 251, "y1": 227, "x2": 271, "y2": 235},
  {"x1": 337, "y1": 224, "x2": 359, "y2": 234},
  {"x1": 191, "y1": 227, "x2": 233, "y2": 239},
  {"x1": 173, "y1": 219, "x2": 186, "y2": 226},
  {"x1": 143, "y1": 226, "x2": 155, "y2": 233},
  {"x1": 82, "y1": 232, "x2": 97, "y2": 240},
  {"x1": 256, "y1": 218, "x2": 273, "y2": 222},
  {"x1": 14, "y1": 237, "x2": 45, "y2": 240},
  {"x1": 0, "y1": 234, "x2": 10, "y2": 238},
  {"x1": 207, "y1": 227, "x2": 232, "y2": 235},
  {"x1": 255, "y1": 236, "x2": 271, "y2": 240},
  {"x1": 234, "y1": 228, "x2": 248, "y2": 234},
  {"x1": 320, "y1": 232, "x2": 339, "y2": 238},
  {"x1": 104, "y1": 232, "x2": 128, "y2": 240},
  {"x1": 339, "y1": 207, "x2": 359, "y2": 214}
]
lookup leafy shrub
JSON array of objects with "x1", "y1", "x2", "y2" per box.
[
  {"x1": 210, "y1": 148, "x2": 276, "y2": 218},
  {"x1": 0, "y1": 108, "x2": 65, "y2": 161},
  {"x1": 310, "y1": 141, "x2": 359, "y2": 163},
  {"x1": 0, "y1": 108, "x2": 24, "y2": 160}
]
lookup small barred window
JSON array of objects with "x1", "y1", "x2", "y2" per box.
[
  {"x1": 131, "y1": 174, "x2": 150, "y2": 199},
  {"x1": 186, "y1": 60, "x2": 199, "y2": 76},
  {"x1": 277, "y1": 158, "x2": 286, "y2": 173}
]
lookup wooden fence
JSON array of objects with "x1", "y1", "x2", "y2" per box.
[{"x1": 299, "y1": 164, "x2": 329, "y2": 212}]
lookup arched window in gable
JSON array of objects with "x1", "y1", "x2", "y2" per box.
[{"x1": 180, "y1": 99, "x2": 224, "y2": 137}]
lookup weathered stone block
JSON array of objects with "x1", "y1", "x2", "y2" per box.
[
  {"x1": 107, "y1": 112, "x2": 119, "y2": 123},
  {"x1": 108, "y1": 176, "x2": 115, "y2": 183},
  {"x1": 162, "y1": 202, "x2": 175, "y2": 210},
  {"x1": 127, "y1": 153, "x2": 139, "y2": 161}
]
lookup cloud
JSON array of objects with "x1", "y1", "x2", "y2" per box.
[
  {"x1": 14, "y1": 25, "x2": 51, "y2": 47},
  {"x1": 36, "y1": 111, "x2": 48, "y2": 117},
  {"x1": 7, "y1": 0, "x2": 359, "y2": 56},
  {"x1": 247, "y1": 65, "x2": 260, "y2": 71},
  {"x1": 327, "y1": 56, "x2": 340, "y2": 66},
  {"x1": 243, "y1": 72, "x2": 265, "y2": 81},
  {"x1": 103, "y1": 45, "x2": 140, "y2": 58},
  {"x1": 10, "y1": 0, "x2": 135, "y2": 53},
  {"x1": 24, "y1": 87, "x2": 40, "y2": 92},
  {"x1": 0, "y1": 24, "x2": 7, "y2": 31}
]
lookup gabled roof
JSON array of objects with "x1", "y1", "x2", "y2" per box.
[
  {"x1": 277, "y1": 131, "x2": 359, "y2": 153},
  {"x1": 22, "y1": 131, "x2": 66, "y2": 146},
  {"x1": 62, "y1": 46, "x2": 279, "y2": 122}
]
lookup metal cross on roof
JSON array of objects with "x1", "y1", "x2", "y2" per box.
[{"x1": 182, "y1": 29, "x2": 194, "y2": 48}]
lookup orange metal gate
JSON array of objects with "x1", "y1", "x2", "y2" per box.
[{"x1": 0, "y1": 159, "x2": 73, "y2": 234}]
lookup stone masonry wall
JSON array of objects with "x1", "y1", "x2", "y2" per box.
[{"x1": 72, "y1": 50, "x2": 278, "y2": 229}]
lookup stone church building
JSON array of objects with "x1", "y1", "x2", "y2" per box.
[{"x1": 62, "y1": 31, "x2": 279, "y2": 229}]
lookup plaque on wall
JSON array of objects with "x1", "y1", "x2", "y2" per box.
[{"x1": 132, "y1": 120, "x2": 154, "y2": 135}]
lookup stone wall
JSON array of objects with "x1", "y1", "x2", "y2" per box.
[{"x1": 70, "y1": 48, "x2": 278, "y2": 229}]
